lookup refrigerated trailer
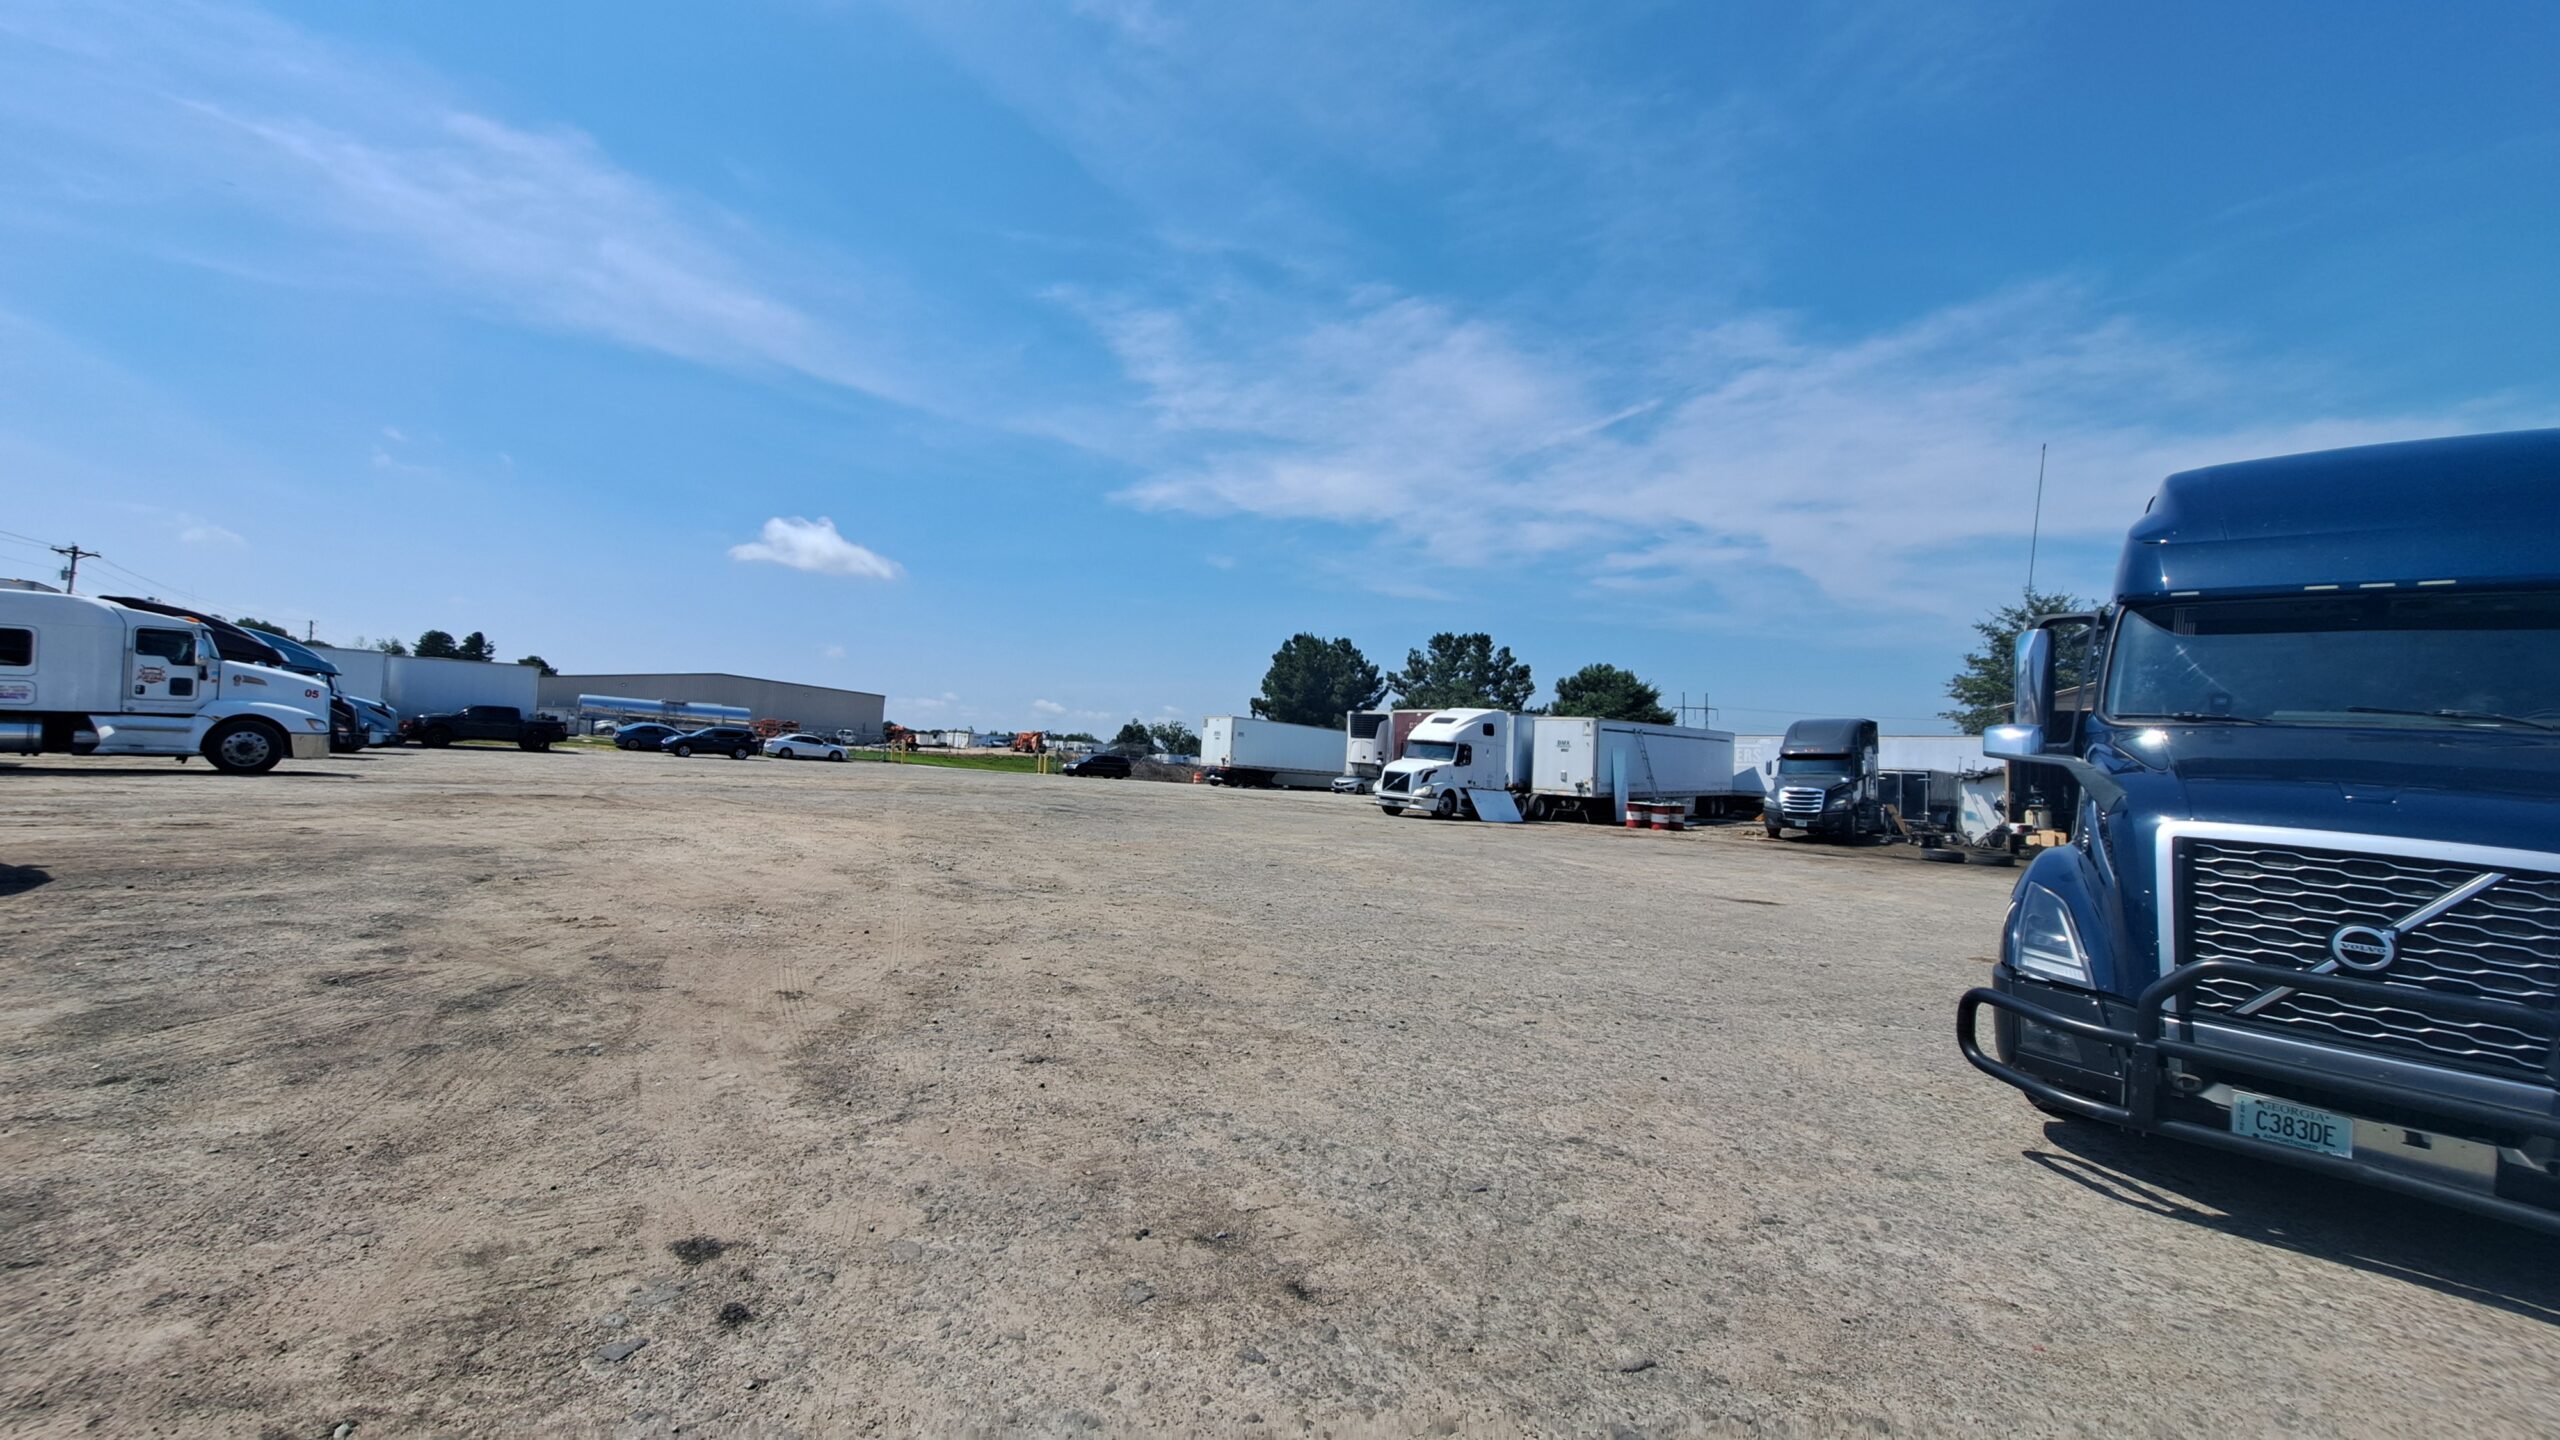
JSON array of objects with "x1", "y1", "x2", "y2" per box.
[
  {"x1": 1344, "y1": 708, "x2": 1433, "y2": 785},
  {"x1": 1200, "y1": 715, "x2": 1343, "y2": 788},
  {"x1": 1528, "y1": 717, "x2": 1745, "y2": 822}
]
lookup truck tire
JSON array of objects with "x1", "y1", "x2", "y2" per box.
[
  {"x1": 1433, "y1": 791, "x2": 1458, "y2": 820},
  {"x1": 672, "y1": 743, "x2": 694, "y2": 758},
  {"x1": 1763, "y1": 819, "x2": 1782, "y2": 839},
  {"x1": 203, "y1": 719, "x2": 286, "y2": 775}
]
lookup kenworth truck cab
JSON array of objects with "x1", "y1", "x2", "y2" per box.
[{"x1": 1958, "y1": 429, "x2": 2560, "y2": 1232}]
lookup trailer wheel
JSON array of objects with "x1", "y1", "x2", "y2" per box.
[
  {"x1": 1527, "y1": 796, "x2": 1552, "y2": 822},
  {"x1": 203, "y1": 719, "x2": 286, "y2": 775}
]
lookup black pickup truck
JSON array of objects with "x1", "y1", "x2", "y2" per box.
[{"x1": 401, "y1": 705, "x2": 570, "y2": 751}]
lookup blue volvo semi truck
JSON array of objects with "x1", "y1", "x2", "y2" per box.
[{"x1": 1958, "y1": 429, "x2": 2560, "y2": 1232}]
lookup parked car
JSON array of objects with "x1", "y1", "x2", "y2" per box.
[
  {"x1": 765, "y1": 732, "x2": 847, "y2": 761},
  {"x1": 662, "y1": 726, "x2": 758, "y2": 759},
  {"x1": 1064, "y1": 752, "x2": 1133, "y2": 778},
  {"x1": 613, "y1": 722, "x2": 681, "y2": 751},
  {"x1": 1330, "y1": 774, "x2": 1372, "y2": 794},
  {"x1": 831, "y1": 729, "x2": 865, "y2": 746},
  {"x1": 402, "y1": 705, "x2": 569, "y2": 751}
]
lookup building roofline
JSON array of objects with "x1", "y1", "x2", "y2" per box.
[{"x1": 546, "y1": 671, "x2": 885, "y2": 702}]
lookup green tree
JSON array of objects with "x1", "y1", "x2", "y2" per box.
[
  {"x1": 455, "y1": 630, "x2": 496, "y2": 662},
  {"x1": 374, "y1": 637, "x2": 409, "y2": 656},
  {"x1": 1942, "y1": 588, "x2": 2093, "y2": 733},
  {"x1": 515, "y1": 654, "x2": 558, "y2": 676},
  {"x1": 1111, "y1": 719, "x2": 1154, "y2": 753},
  {"x1": 415, "y1": 629, "x2": 460, "y2": 658},
  {"x1": 1251, "y1": 633, "x2": 1386, "y2": 726},
  {"x1": 1148, "y1": 720, "x2": 1199, "y2": 757},
  {"x1": 1390, "y1": 632, "x2": 1534, "y2": 711},
  {"x1": 231, "y1": 615, "x2": 287, "y2": 636},
  {"x1": 1551, "y1": 663, "x2": 1675, "y2": 724}
]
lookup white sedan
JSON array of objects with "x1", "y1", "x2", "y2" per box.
[{"x1": 764, "y1": 733, "x2": 847, "y2": 761}]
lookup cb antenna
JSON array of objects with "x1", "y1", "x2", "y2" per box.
[{"x1": 2024, "y1": 443, "x2": 2048, "y2": 597}]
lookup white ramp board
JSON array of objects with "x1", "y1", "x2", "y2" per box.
[{"x1": 1469, "y1": 789, "x2": 1524, "y2": 823}]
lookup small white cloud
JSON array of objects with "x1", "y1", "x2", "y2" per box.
[
  {"x1": 1031, "y1": 698, "x2": 1066, "y2": 715},
  {"x1": 1203, "y1": 553, "x2": 1236, "y2": 570},
  {"x1": 179, "y1": 521, "x2": 245, "y2": 547},
  {"x1": 381, "y1": 425, "x2": 407, "y2": 442},
  {"x1": 729, "y1": 516, "x2": 902, "y2": 581},
  {"x1": 821, "y1": 643, "x2": 847, "y2": 660}
]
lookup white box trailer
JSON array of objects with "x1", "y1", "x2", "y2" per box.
[
  {"x1": 0, "y1": 589, "x2": 334, "y2": 773},
  {"x1": 1344, "y1": 708, "x2": 1434, "y2": 784},
  {"x1": 1200, "y1": 715, "x2": 1342, "y2": 788},
  {"x1": 1528, "y1": 717, "x2": 1742, "y2": 823},
  {"x1": 310, "y1": 646, "x2": 541, "y2": 721}
]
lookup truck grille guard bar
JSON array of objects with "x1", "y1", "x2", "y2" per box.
[{"x1": 1958, "y1": 960, "x2": 2560, "y2": 1235}]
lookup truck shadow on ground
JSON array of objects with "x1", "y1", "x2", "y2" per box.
[
  {"x1": 2027, "y1": 1121, "x2": 2560, "y2": 1326},
  {"x1": 0, "y1": 865, "x2": 49, "y2": 896},
  {"x1": 0, "y1": 763, "x2": 363, "y2": 780}
]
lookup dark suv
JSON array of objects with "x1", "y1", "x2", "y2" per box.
[
  {"x1": 662, "y1": 726, "x2": 759, "y2": 760},
  {"x1": 1064, "y1": 752, "x2": 1133, "y2": 778}
]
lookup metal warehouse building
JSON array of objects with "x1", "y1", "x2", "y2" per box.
[{"x1": 536, "y1": 672, "x2": 884, "y2": 741}]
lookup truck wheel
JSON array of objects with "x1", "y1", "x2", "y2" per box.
[
  {"x1": 203, "y1": 719, "x2": 286, "y2": 775},
  {"x1": 672, "y1": 744, "x2": 694, "y2": 758},
  {"x1": 1763, "y1": 820, "x2": 1782, "y2": 839},
  {"x1": 1526, "y1": 796, "x2": 1552, "y2": 822},
  {"x1": 1433, "y1": 791, "x2": 1458, "y2": 820}
]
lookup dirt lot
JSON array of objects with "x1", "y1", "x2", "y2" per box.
[{"x1": 5, "y1": 747, "x2": 2558, "y2": 1436}]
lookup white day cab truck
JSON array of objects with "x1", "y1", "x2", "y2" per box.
[
  {"x1": 0, "y1": 586, "x2": 334, "y2": 774},
  {"x1": 1376, "y1": 708, "x2": 1744, "y2": 822},
  {"x1": 1199, "y1": 715, "x2": 1345, "y2": 788}
]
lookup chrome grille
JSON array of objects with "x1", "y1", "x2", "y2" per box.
[
  {"x1": 2180, "y1": 837, "x2": 2560, "y2": 1078},
  {"x1": 1378, "y1": 770, "x2": 1410, "y2": 794},
  {"x1": 1778, "y1": 786, "x2": 1826, "y2": 818}
]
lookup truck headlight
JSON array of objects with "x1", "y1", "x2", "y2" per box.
[{"x1": 2009, "y1": 884, "x2": 2092, "y2": 986}]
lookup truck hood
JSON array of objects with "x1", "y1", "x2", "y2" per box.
[{"x1": 2104, "y1": 725, "x2": 2560, "y2": 848}]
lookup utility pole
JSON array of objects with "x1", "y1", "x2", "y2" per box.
[{"x1": 51, "y1": 543, "x2": 99, "y2": 594}]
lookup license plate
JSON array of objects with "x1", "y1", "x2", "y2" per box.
[{"x1": 2230, "y1": 1092, "x2": 2354, "y2": 1158}]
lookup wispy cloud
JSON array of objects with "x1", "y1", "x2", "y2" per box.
[
  {"x1": 1082, "y1": 280, "x2": 2539, "y2": 626},
  {"x1": 729, "y1": 517, "x2": 903, "y2": 581},
  {"x1": 0, "y1": 0, "x2": 924, "y2": 407},
  {"x1": 1031, "y1": 698, "x2": 1066, "y2": 715}
]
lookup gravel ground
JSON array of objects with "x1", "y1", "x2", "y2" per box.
[{"x1": 3, "y1": 746, "x2": 2557, "y2": 1436}]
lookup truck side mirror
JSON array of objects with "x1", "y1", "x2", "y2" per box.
[{"x1": 1985, "y1": 628, "x2": 2055, "y2": 760}]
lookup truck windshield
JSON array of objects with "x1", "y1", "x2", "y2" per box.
[
  {"x1": 2107, "y1": 591, "x2": 2560, "y2": 729},
  {"x1": 1405, "y1": 740, "x2": 1458, "y2": 761},
  {"x1": 1776, "y1": 756, "x2": 1849, "y2": 774}
]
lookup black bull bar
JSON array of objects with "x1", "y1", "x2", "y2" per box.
[{"x1": 1958, "y1": 960, "x2": 2560, "y2": 1235}]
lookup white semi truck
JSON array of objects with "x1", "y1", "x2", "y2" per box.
[
  {"x1": 0, "y1": 588, "x2": 334, "y2": 774},
  {"x1": 1199, "y1": 715, "x2": 1343, "y2": 788},
  {"x1": 1376, "y1": 708, "x2": 1746, "y2": 822},
  {"x1": 1373, "y1": 708, "x2": 1536, "y2": 817}
]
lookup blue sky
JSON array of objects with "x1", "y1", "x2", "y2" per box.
[{"x1": 3, "y1": 2, "x2": 2554, "y2": 734}]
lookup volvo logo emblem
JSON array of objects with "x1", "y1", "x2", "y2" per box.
[
  {"x1": 2231, "y1": 869, "x2": 2509, "y2": 1017},
  {"x1": 2328, "y1": 924, "x2": 2397, "y2": 972}
]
